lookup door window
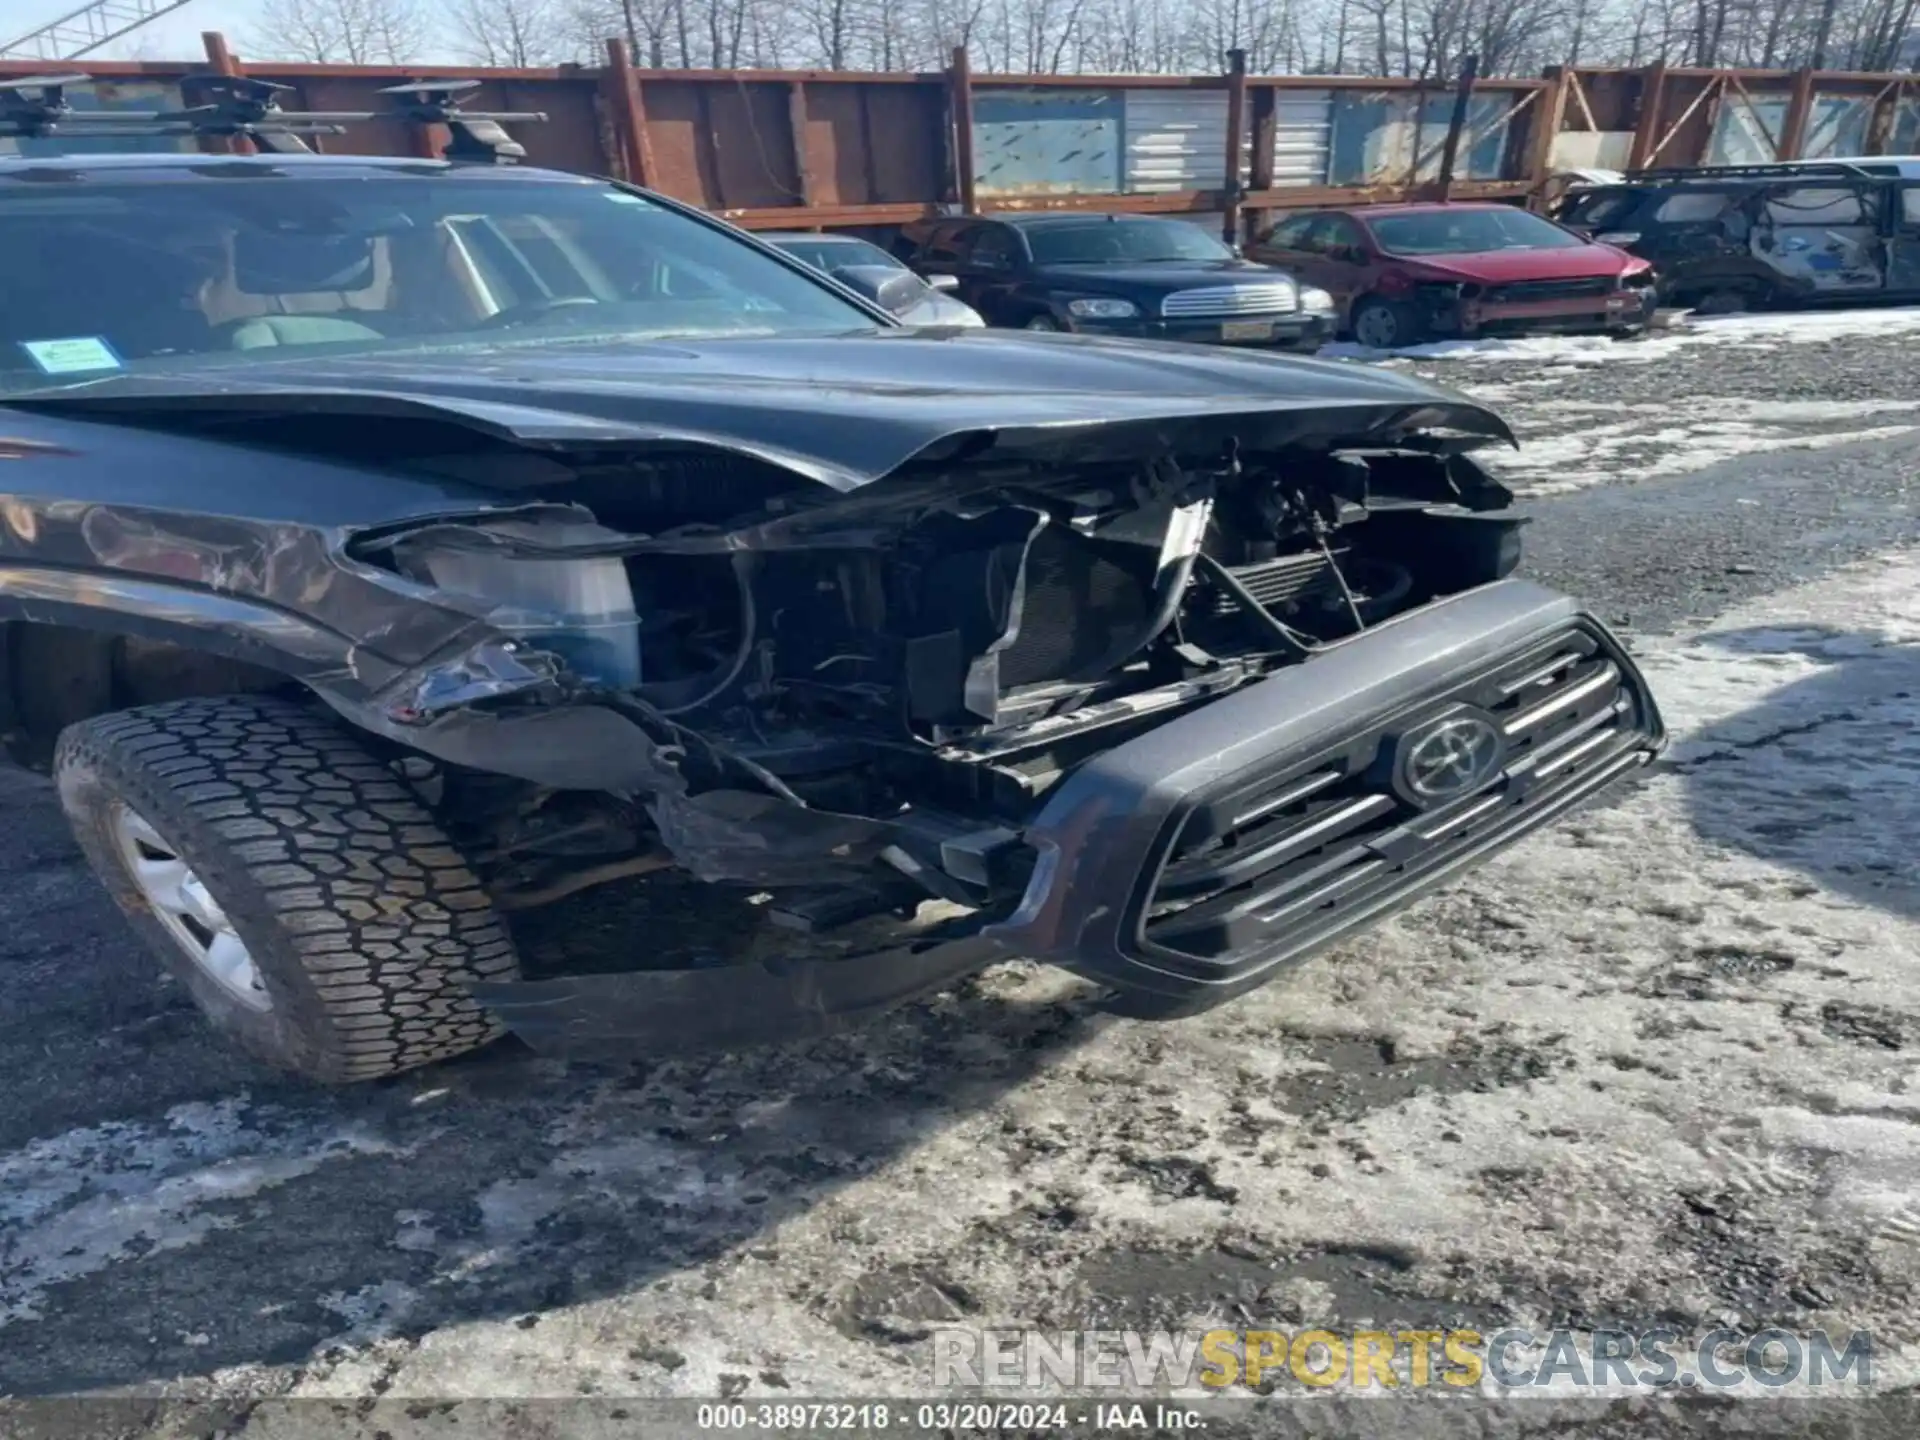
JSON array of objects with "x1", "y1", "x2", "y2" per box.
[
  {"x1": 1261, "y1": 213, "x2": 1319, "y2": 250},
  {"x1": 918, "y1": 223, "x2": 978, "y2": 267},
  {"x1": 1654, "y1": 190, "x2": 1740, "y2": 223},
  {"x1": 1561, "y1": 188, "x2": 1642, "y2": 227},
  {"x1": 1308, "y1": 215, "x2": 1367, "y2": 261},
  {"x1": 967, "y1": 227, "x2": 1019, "y2": 272},
  {"x1": 1321, "y1": 217, "x2": 1367, "y2": 254}
]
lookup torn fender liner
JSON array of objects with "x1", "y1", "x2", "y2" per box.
[
  {"x1": 648, "y1": 789, "x2": 894, "y2": 887},
  {"x1": 320, "y1": 688, "x2": 678, "y2": 792},
  {"x1": 9, "y1": 330, "x2": 1515, "y2": 493},
  {"x1": 469, "y1": 931, "x2": 1002, "y2": 1059}
]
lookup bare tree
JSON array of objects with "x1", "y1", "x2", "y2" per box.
[
  {"x1": 451, "y1": 0, "x2": 569, "y2": 65},
  {"x1": 236, "y1": 0, "x2": 1915, "y2": 80},
  {"x1": 249, "y1": 0, "x2": 433, "y2": 63}
]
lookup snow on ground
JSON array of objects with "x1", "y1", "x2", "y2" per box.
[
  {"x1": 1320, "y1": 303, "x2": 1920, "y2": 368},
  {"x1": 9, "y1": 547, "x2": 1918, "y2": 1411},
  {"x1": 1483, "y1": 397, "x2": 1920, "y2": 496},
  {"x1": 1355, "y1": 311, "x2": 1920, "y2": 497},
  {"x1": 0, "y1": 1099, "x2": 398, "y2": 1325}
]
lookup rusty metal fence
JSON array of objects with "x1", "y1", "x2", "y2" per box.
[{"x1": 4, "y1": 37, "x2": 1918, "y2": 238}]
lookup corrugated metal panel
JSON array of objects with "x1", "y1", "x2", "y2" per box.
[
  {"x1": 1269, "y1": 90, "x2": 1332, "y2": 186},
  {"x1": 0, "y1": 79, "x2": 189, "y2": 157},
  {"x1": 1898, "y1": 98, "x2": 1920, "y2": 154},
  {"x1": 1707, "y1": 96, "x2": 1789, "y2": 165},
  {"x1": 1549, "y1": 129, "x2": 1633, "y2": 170},
  {"x1": 1326, "y1": 91, "x2": 1516, "y2": 185},
  {"x1": 974, "y1": 88, "x2": 1123, "y2": 198},
  {"x1": 1802, "y1": 95, "x2": 1871, "y2": 159},
  {"x1": 1125, "y1": 88, "x2": 1227, "y2": 192}
]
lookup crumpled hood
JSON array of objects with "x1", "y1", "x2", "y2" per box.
[{"x1": 8, "y1": 328, "x2": 1511, "y2": 491}]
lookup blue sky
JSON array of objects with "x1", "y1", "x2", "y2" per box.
[{"x1": 10, "y1": 0, "x2": 266, "y2": 62}]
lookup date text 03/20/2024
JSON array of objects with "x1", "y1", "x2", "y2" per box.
[{"x1": 695, "y1": 1402, "x2": 1203, "y2": 1430}]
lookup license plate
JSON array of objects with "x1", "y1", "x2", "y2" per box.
[{"x1": 1220, "y1": 319, "x2": 1275, "y2": 341}]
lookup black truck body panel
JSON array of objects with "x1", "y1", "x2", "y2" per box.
[{"x1": 0, "y1": 154, "x2": 1665, "y2": 1046}]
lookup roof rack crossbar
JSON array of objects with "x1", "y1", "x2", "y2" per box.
[
  {"x1": 1627, "y1": 159, "x2": 1884, "y2": 181},
  {"x1": 0, "y1": 70, "x2": 547, "y2": 164},
  {"x1": 374, "y1": 80, "x2": 544, "y2": 164}
]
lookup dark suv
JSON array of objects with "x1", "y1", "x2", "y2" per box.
[
  {"x1": 1556, "y1": 159, "x2": 1920, "y2": 312},
  {"x1": 896, "y1": 212, "x2": 1339, "y2": 348}
]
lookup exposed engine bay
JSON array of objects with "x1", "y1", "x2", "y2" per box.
[
  {"x1": 352, "y1": 435, "x2": 1525, "y2": 927},
  {"x1": 0, "y1": 154, "x2": 1664, "y2": 1072}
]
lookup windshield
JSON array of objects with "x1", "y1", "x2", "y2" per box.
[
  {"x1": 0, "y1": 173, "x2": 879, "y2": 391},
  {"x1": 769, "y1": 236, "x2": 902, "y2": 273},
  {"x1": 1368, "y1": 208, "x2": 1588, "y2": 255},
  {"x1": 1025, "y1": 218, "x2": 1234, "y2": 265}
]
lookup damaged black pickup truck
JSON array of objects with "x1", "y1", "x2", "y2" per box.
[{"x1": 0, "y1": 153, "x2": 1666, "y2": 1083}]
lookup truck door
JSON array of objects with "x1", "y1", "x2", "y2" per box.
[
  {"x1": 1890, "y1": 183, "x2": 1920, "y2": 297},
  {"x1": 1754, "y1": 182, "x2": 1884, "y2": 296}
]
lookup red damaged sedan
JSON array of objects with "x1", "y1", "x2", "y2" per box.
[{"x1": 1247, "y1": 202, "x2": 1659, "y2": 350}]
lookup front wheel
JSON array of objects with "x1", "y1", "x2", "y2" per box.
[
  {"x1": 1693, "y1": 288, "x2": 1751, "y2": 316},
  {"x1": 1350, "y1": 297, "x2": 1423, "y2": 350},
  {"x1": 1024, "y1": 313, "x2": 1062, "y2": 332},
  {"x1": 56, "y1": 694, "x2": 520, "y2": 1084}
]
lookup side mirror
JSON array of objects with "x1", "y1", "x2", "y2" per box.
[
  {"x1": 829, "y1": 264, "x2": 926, "y2": 316},
  {"x1": 926, "y1": 272, "x2": 961, "y2": 292}
]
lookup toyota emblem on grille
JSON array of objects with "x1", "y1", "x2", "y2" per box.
[{"x1": 1392, "y1": 709, "x2": 1507, "y2": 807}]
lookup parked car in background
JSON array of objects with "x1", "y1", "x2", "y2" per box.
[
  {"x1": 895, "y1": 212, "x2": 1338, "y2": 349},
  {"x1": 758, "y1": 231, "x2": 985, "y2": 326},
  {"x1": 1553, "y1": 158, "x2": 1920, "y2": 314},
  {"x1": 1246, "y1": 202, "x2": 1659, "y2": 349}
]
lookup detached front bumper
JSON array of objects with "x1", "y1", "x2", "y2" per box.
[
  {"x1": 1459, "y1": 289, "x2": 1655, "y2": 335},
  {"x1": 984, "y1": 578, "x2": 1663, "y2": 1014},
  {"x1": 473, "y1": 580, "x2": 1664, "y2": 1054}
]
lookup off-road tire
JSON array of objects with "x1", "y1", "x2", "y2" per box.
[{"x1": 55, "y1": 694, "x2": 520, "y2": 1084}]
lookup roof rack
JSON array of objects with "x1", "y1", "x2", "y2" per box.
[
  {"x1": 376, "y1": 79, "x2": 539, "y2": 164},
  {"x1": 1627, "y1": 159, "x2": 1886, "y2": 182},
  {"x1": 0, "y1": 72, "x2": 548, "y2": 164}
]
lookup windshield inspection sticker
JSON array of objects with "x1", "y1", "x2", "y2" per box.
[{"x1": 20, "y1": 337, "x2": 124, "y2": 376}]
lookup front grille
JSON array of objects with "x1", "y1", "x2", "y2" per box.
[
  {"x1": 1161, "y1": 284, "x2": 1298, "y2": 318},
  {"x1": 1481, "y1": 277, "x2": 1614, "y2": 304},
  {"x1": 1140, "y1": 625, "x2": 1651, "y2": 964}
]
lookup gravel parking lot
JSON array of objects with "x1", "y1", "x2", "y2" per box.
[{"x1": 5, "y1": 308, "x2": 1920, "y2": 1434}]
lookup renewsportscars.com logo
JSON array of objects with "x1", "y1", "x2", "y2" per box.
[{"x1": 930, "y1": 1326, "x2": 1876, "y2": 1394}]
